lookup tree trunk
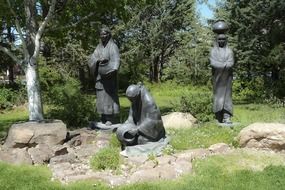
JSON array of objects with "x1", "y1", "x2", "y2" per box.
[
  {"x1": 8, "y1": 64, "x2": 14, "y2": 84},
  {"x1": 26, "y1": 58, "x2": 43, "y2": 121},
  {"x1": 271, "y1": 66, "x2": 279, "y2": 81},
  {"x1": 153, "y1": 56, "x2": 159, "y2": 83},
  {"x1": 149, "y1": 62, "x2": 154, "y2": 82}
]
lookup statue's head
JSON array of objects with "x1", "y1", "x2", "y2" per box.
[
  {"x1": 100, "y1": 26, "x2": 111, "y2": 45},
  {"x1": 217, "y1": 34, "x2": 227, "y2": 48},
  {"x1": 126, "y1": 84, "x2": 141, "y2": 102}
]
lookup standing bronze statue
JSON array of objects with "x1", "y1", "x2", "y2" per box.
[
  {"x1": 89, "y1": 27, "x2": 120, "y2": 125},
  {"x1": 210, "y1": 21, "x2": 234, "y2": 124},
  {"x1": 116, "y1": 83, "x2": 166, "y2": 147}
]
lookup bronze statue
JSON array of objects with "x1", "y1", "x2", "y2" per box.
[
  {"x1": 89, "y1": 27, "x2": 120, "y2": 125},
  {"x1": 116, "y1": 83, "x2": 166, "y2": 147},
  {"x1": 210, "y1": 21, "x2": 234, "y2": 124}
]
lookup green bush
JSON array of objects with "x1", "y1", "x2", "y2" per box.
[
  {"x1": 44, "y1": 78, "x2": 97, "y2": 128},
  {"x1": 173, "y1": 88, "x2": 213, "y2": 122},
  {"x1": 0, "y1": 88, "x2": 14, "y2": 109},
  {"x1": 0, "y1": 85, "x2": 26, "y2": 110},
  {"x1": 90, "y1": 146, "x2": 121, "y2": 171},
  {"x1": 233, "y1": 78, "x2": 267, "y2": 103}
]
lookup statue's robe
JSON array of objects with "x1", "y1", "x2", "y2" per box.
[
  {"x1": 89, "y1": 39, "x2": 120, "y2": 115},
  {"x1": 210, "y1": 45, "x2": 234, "y2": 115},
  {"x1": 116, "y1": 86, "x2": 166, "y2": 146}
]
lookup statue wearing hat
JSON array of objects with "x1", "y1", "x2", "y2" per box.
[{"x1": 210, "y1": 20, "x2": 234, "y2": 124}]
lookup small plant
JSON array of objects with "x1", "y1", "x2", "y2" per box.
[
  {"x1": 90, "y1": 146, "x2": 121, "y2": 171},
  {"x1": 109, "y1": 133, "x2": 121, "y2": 148},
  {"x1": 148, "y1": 153, "x2": 159, "y2": 167},
  {"x1": 163, "y1": 144, "x2": 175, "y2": 155}
]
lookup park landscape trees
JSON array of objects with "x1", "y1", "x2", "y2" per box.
[
  {"x1": 0, "y1": 0, "x2": 284, "y2": 121},
  {"x1": 0, "y1": 1, "x2": 285, "y2": 189}
]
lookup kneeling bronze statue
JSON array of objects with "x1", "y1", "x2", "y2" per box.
[{"x1": 116, "y1": 83, "x2": 166, "y2": 147}]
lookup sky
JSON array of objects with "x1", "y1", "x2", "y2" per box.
[{"x1": 196, "y1": 0, "x2": 217, "y2": 20}]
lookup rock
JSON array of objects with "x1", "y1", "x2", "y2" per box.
[
  {"x1": 28, "y1": 144, "x2": 54, "y2": 164},
  {"x1": 162, "y1": 112, "x2": 197, "y2": 129},
  {"x1": 95, "y1": 131, "x2": 112, "y2": 148},
  {"x1": 0, "y1": 148, "x2": 33, "y2": 165},
  {"x1": 176, "y1": 148, "x2": 210, "y2": 160},
  {"x1": 73, "y1": 144, "x2": 99, "y2": 158},
  {"x1": 82, "y1": 172, "x2": 127, "y2": 187},
  {"x1": 66, "y1": 128, "x2": 97, "y2": 147},
  {"x1": 49, "y1": 153, "x2": 79, "y2": 165},
  {"x1": 53, "y1": 145, "x2": 69, "y2": 156},
  {"x1": 238, "y1": 123, "x2": 285, "y2": 151},
  {"x1": 208, "y1": 143, "x2": 231, "y2": 154},
  {"x1": 129, "y1": 155, "x2": 192, "y2": 183},
  {"x1": 126, "y1": 156, "x2": 148, "y2": 165},
  {"x1": 4, "y1": 120, "x2": 67, "y2": 148}
]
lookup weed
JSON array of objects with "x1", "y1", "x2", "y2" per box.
[{"x1": 90, "y1": 146, "x2": 121, "y2": 171}]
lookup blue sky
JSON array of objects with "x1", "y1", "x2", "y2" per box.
[{"x1": 196, "y1": 0, "x2": 217, "y2": 20}]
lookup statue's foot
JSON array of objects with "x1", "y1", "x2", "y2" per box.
[
  {"x1": 222, "y1": 117, "x2": 232, "y2": 124},
  {"x1": 105, "y1": 121, "x2": 112, "y2": 126}
]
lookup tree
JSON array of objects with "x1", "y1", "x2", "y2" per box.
[
  {"x1": 0, "y1": 0, "x2": 57, "y2": 120},
  {"x1": 120, "y1": 0, "x2": 196, "y2": 83}
]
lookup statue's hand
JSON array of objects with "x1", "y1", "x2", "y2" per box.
[
  {"x1": 102, "y1": 70, "x2": 117, "y2": 79},
  {"x1": 96, "y1": 59, "x2": 109, "y2": 65},
  {"x1": 101, "y1": 59, "x2": 109, "y2": 64},
  {"x1": 128, "y1": 128, "x2": 138, "y2": 136}
]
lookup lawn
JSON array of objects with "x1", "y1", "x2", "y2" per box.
[{"x1": 0, "y1": 83, "x2": 285, "y2": 189}]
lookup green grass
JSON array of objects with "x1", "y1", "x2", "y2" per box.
[
  {"x1": 233, "y1": 104, "x2": 285, "y2": 125},
  {"x1": 169, "y1": 123, "x2": 237, "y2": 150}
]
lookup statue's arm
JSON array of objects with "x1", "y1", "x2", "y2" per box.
[
  {"x1": 125, "y1": 107, "x2": 135, "y2": 124},
  {"x1": 210, "y1": 49, "x2": 225, "y2": 69},
  {"x1": 225, "y1": 49, "x2": 234, "y2": 68},
  {"x1": 109, "y1": 43, "x2": 120, "y2": 71}
]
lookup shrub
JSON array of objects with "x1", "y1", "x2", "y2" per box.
[
  {"x1": 173, "y1": 88, "x2": 213, "y2": 122},
  {"x1": 0, "y1": 88, "x2": 14, "y2": 109},
  {"x1": 233, "y1": 78, "x2": 267, "y2": 103},
  {"x1": 44, "y1": 78, "x2": 97, "y2": 128},
  {"x1": 0, "y1": 85, "x2": 26, "y2": 110}
]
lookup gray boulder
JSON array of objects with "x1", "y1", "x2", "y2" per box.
[
  {"x1": 162, "y1": 112, "x2": 197, "y2": 129},
  {"x1": 238, "y1": 123, "x2": 285, "y2": 151},
  {"x1": 4, "y1": 120, "x2": 67, "y2": 148}
]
